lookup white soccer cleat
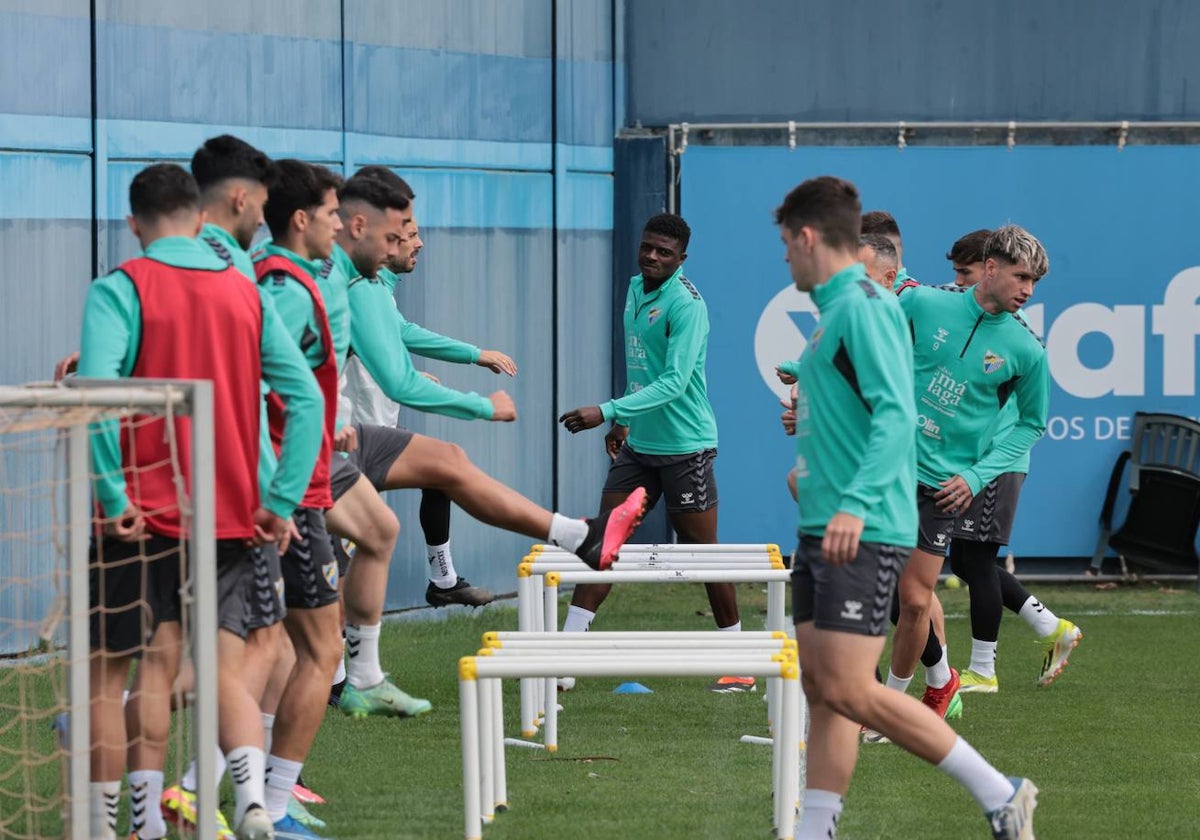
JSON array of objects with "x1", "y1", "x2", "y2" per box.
[{"x1": 987, "y1": 777, "x2": 1038, "y2": 839}]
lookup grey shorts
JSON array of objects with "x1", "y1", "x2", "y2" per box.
[
  {"x1": 330, "y1": 452, "x2": 361, "y2": 503},
  {"x1": 602, "y1": 446, "x2": 717, "y2": 513},
  {"x1": 281, "y1": 508, "x2": 340, "y2": 610},
  {"x1": 916, "y1": 472, "x2": 1025, "y2": 554},
  {"x1": 791, "y1": 536, "x2": 907, "y2": 636},
  {"x1": 246, "y1": 545, "x2": 286, "y2": 630},
  {"x1": 353, "y1": 423, "x2": 414, "y2": 490}
]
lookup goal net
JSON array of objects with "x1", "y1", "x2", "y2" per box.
[{"x1": 0, "y1": 380, "x2": 219, "y2": 840}]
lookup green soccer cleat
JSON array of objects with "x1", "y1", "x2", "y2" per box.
[
  {"x1": 959, "y1": 668, "x2": 1000, "y2": 694},
  {"x1": 1037, "y1": 618, "x2": 1082, "y2": 687},
  {"x1": 339, "y1": 676, "x2": 432, "y2": 718},
  {"x1": 944, "y1": 690, "x2": 964, "y2": 720},
  {"x1": 287, "y1": 795, "x2": 327, "y2": 831}
]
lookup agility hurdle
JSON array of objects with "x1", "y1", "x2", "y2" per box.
[
  {"x1": 458, "y1": 643, "x2": 801, "y2": 840},
  {"x1": 515, "y1": 547, "x2": 790, "y2": 739}
]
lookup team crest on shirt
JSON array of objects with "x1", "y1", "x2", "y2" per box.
[
  {"x1": 647, "y1": 307, "x2": 662, "y2": 325},
  {"x1": 982, "y1": 350, "x2": 1006, "y2": 374},
  {"x1": 808, "y1": 327, "x2": 824, "y2": 352},
  {"x1": 322, "y1": 560, "x2": 339, "y2": 589}
]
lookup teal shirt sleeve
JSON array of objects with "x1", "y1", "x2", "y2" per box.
[
  {"x1": 837, "y1": 301, "x2": 918, "y2": 521},
  {"x1": 349, "y1": 281, "x2": 494, "y2": 420},
  {"x1": 961, "y1": 352, "x2": 1050, "y2": 494},
  {"x1": 777, "y1": 359, "x2": 801, "y2": 379},
  {"x1": 399, "y1": 314, "x2": 482, "y2": 364},
  {"x1": 77, "y1": 272, "x2": 138, "y2": 518},
  {"x1": 599, "y1": 298, "x2": 707, "y2": 422},
  {"x1": 257, "y1": 288, "x2": 324, "y2": 519}
]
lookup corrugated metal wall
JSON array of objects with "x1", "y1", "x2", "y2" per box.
[
  {"x1": 625, "y1": 0, "x2": 1200, "y2": 124},
  {"x1": 0, "y1": 0, "x2": 615, "y2": 618}
]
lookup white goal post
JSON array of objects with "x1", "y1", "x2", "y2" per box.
[{"x1": 0, "y1": 379, "x2": 218, "y2": 840}]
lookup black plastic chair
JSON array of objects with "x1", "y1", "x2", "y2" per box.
[{"x1": 1091, "y1": 412, "x2": 1200, "y2": 583}]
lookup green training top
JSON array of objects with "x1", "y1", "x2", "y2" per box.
[
  {"x1": 600, "y1": 266, "x2": 718, "y2": 455},
  {"x1": 898, "y1": 284, "x2": 1049, "y2": 494},
  {"x1": 78, "y1": 235, "x2": 323, "y2": 520},
  {"x1": 374, "y1": 267, "x2": 482, "y2": 364},
  {"x1": 256, "y1": 243, "x2": 333, "y2": 370},
  {"x1": 322, "y1": 244, "x2": 354, "y2": 373},
  {"x1": 793, "y1": 263, "x2": 917, "y2": 546},
  {"x1": 345, "y1": 272, "x2": 494, "y2": 421},
  {"x1": 198, "y1": 223, "x2": 278, "y2": 498}
]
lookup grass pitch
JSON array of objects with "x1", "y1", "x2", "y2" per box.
[{"x1": 3, "y1": 581, "x2": 1198, "y2": 838}]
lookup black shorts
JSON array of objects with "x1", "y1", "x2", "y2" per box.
[
  {"x1": 791, "y1": 535, "x2": 907, "y2": 636},
  {"x1": 330, "y1": 453, "x2": 361, "y2": 503},
  {"x1": 916, "y1": 472, "x2": 1025, "y2": 554},
  {"x1": 90, "y1": 535, "x2": 256, "y2": 651},
  {"x1": 246, "y1": 545, "x2": 286, "y2": 630},
  {"x1": 89, "y1": 535, "x2": 182, "y2": 654},
  {"x1": 353, "y1": 423, "x2": 414, "y2": 490},
  {"x1": 602, "y1": 446, "x2": 718, "y2": 513},
  {"x1": 281, "y1": 508, "x2": 340, "y2": 610}
]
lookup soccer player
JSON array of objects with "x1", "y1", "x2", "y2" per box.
[
  {"x1": 78, "y1": 163, "x2": 322, "y2": 840},
  {"x1": 778, "y1": 175, "x2": 1037, "y2": 840},
  {"x1": 861, "y1": 209, "x2": 917, "y2": 284},
  {"x1": 158, "y1": 134, "x2": 293, "y2": 839},
  {"x1": 857, "y1": 233, "x2": 900, "y2": 291},
  {"x1": 559, "y1": 213, "x2": 751, "y2": 694},
  {"x1": 253, "y1": 159, "x2": 353, "y2": 839},
  {"x1": 327, "y1": 172, "x2": 648, "y2": 717},
  {"x1": 939, "y1": 229, "x2": 1083, "y2": 693},
  {"x1": 948, "y1": 229, "x2": 993, "y2": 287},
  {"x1": 888, "y1": 225, "x2": 1052, "y2": 722},
  {"x1": 341, "y1": 166, "x2": 518, "y2": 609}
]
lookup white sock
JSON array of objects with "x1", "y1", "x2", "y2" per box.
[
  {"x1": 181, "y1": 745, "x2": 226, "y2": 793},
  {"x1": 548, "y1": 512, "x2": 588, "y2": 553},
  {"x1": 936, "y1": 736, "x2": 1016, "y2": 812},
  {"x1": 562, "y1": 605, "x2": 596, "y2": 633},
  {"x1": 128, "y1": 769, "x2": 166, "y2": 839},
  {"x1": 926, "y1": 645, "x2": 951, "y2": 689},
  {"x1": 345, "y1": 623, "x2": 385, "y2": 688},
  {"x1": 264, "y1": 754, "x2": 303, "y2": 822},
  {"x1": 90, "y1": 780, "x2": 120, "y2": 840},
  {"x1": 969, "y1": 639, "x2": 999, "y2": 679},
  {"x1": 886, "y1": 669, "x2": 914, "y2": 693},
  {"x1": 89, "y1": 782, "x2": 120, "y2": 840},
  {"x1": 427, "y1": 542, "x2": 458, "y2": 588},
  {"x1": 1019, "y1": 596, "x2": 1060, "y2": 638},
  {"x1": 332, "y1": 656, "x2": 346, "y2": 686},
  {"x1": 226, "y1": 745, "x2": 267, "y2": 828},
  {"x1": 797, "y1": 789, "x2": 843, "y2": 839},
  {"x1": 261, "y1": 713, "x2": 275, "y2": 756},
  {"x1": 718, "y1": 621, "x2": 742, "y2": 632}
]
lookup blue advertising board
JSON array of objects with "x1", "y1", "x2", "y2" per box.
[{"x1": 681, "y1": 145, "x2": 1200, "y2": 557}]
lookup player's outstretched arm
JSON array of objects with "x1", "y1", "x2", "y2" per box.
[
  {"x1": 349, "y1": 279, "x2": 498, "y2": 420},
  {"x1": 599, "y1": 300, "x2": 706, "y2": 424}
]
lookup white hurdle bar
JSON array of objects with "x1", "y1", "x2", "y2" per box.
[
  {"x1": 539, "y1": 569, "x2": 795, "y2": 747},
  {"x1": 530, "y1": 542, "x2": 782, "y2": 556},
  {"x1": 515, "y1": 551, "x2": 790, "y2": 738},
  {"x1": 459, "y1": 646, "x2": 801, "y2": 840}
]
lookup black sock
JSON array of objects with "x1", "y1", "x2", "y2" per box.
[
  {"x1": 949, "y1": 540, "x2": 1004, "y2": 642},
  {"x1": 998, "y1": 567, "x2": 1033, "y2": 613},
  {"x1": 419, "y1": 489, "x2": 452, "y2": 546}
]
